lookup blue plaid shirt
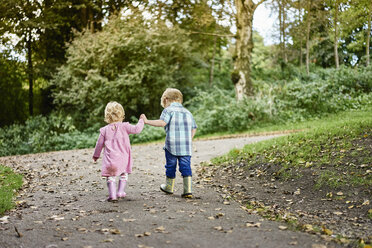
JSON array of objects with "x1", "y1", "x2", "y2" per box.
[{"x1": 160, "y1": 102, "x2": 197, "y2": 156}]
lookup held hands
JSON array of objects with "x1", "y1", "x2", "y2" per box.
[{"x1": 140, "y1": 114, "x2": 148, "y2": 124}]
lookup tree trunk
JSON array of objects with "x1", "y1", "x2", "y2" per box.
[
  {"x1": 282, "y1": 0, "x2": 287, "y2": 63},
  {"x1": 27, "y1": 30, "x2": 33, "y2": 116},
  {"x1": 305, "y1": 0, "x2": 312, "y2": 75},
  {"x1": 278, "y1": 0, "x2": 283, "y2": 61},
  {"x1": 334, "y1": 0, "x2": 339, "y2": 68},
  {"x1": 233, "y1": 0, "x2": 265, "y2": 100},
  {"x1": 366, "y1": 0, "x2": 371, "y2": 66},
  {"x1": 299, "y1": 0, "x2": 303, "y2": 67},
  {"x1": 209, "y1": 36, "x2": 217, "y2": 86}
]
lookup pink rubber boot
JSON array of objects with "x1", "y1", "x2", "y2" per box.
[
  {"x1": 117, "y1": 179, "x2": 127, "y2": 198},
  {"x1": 107, "y1": 179, "x2": 117, "y2": 202}
]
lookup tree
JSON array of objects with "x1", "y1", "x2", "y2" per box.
[
  {"x1": 232, "y1": 0, "x2": 266, "y2": 100},
  {"x1": 0, "y1": 52, "x2": 27, "y2": 126},
  {"x1": 146, "y1": 0, "x2": 231, "y2": 87},
  {"x1": 339, "y1": 0, "x2": 371, "y2": 66},
  {"x1": 332, "y1": 0, "x2": 340, "y2": 68},
  {"x1": 0, "y1": 0, "x2": 42, "y2": 116},
  {"x1": 366, "y1": 0, "x2": 371, "y2": 66},
  {"x1": 51, "y1": 13, "x2": 198, "y2": 127},
  {"x1": 305, "y1": 0, "x2": 312, "y2": 75}
]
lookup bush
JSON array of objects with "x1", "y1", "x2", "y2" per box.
[
  {"x1": 0, "y1": 112, "x2": 96, "y2": 156},
  {"x1": 188, "y1": 66, "x2": 372, "y2": 135},
  {"x1": 0, "y1": 66, "x2": 371, "y2": 157}
]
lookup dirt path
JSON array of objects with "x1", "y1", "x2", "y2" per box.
[{"x1": 0, "y1": 135, "x2": 340, "y2": 248}]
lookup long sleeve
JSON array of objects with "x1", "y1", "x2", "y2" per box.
[
  {"x1": 93, "y1": 131, "x2": 105, "y2": 158},
  {"x1": 126, "y1": 119, "x2": 144, "y2": 134}
]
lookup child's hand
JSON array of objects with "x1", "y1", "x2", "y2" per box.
[
  {"x1": 140, "y1": 114, "x2": 147, "y2": 123},
  {"x1": 93, "y1": 156, "x2": 99, "y2": 162}
]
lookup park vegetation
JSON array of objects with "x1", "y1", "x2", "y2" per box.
[{"x1": 0, "y1": 0, "x2": 371, "y2": 156}]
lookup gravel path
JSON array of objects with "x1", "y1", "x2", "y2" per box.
[{"x1": 0, "y1": 135, "x2": 340, "y2": 248}]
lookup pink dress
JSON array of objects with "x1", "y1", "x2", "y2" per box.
[{"x1": 93, "y1": 119, "x2": 144, "y2": 177}]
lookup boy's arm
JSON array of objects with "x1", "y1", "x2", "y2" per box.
[
  {"x1": 191, "y1": 128, "x2": 197, "y2": 139},
  {"x1": 145, "y1": 119, "x2": 167, "y2": 127},
  {"x1": 140, "y1": 114, "x2": 167, "y2": 127}
]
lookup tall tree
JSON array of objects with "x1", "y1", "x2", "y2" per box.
[
  {"x1": 338, "y1": 0, "x2": 371, "y2": 66},
  {"x1": 0, "y1": 0, "x2": 42, "y2": 116},
  {"x1": 305, "y1": 0, "x2": 312, "y2": 75},
  {"x1": 277, "y1": 0, "x2": 288, "y2": 64},
  {"x1": 332, "y1": 0, "x2": 340, "y2": 68},
  {"x1": 232, "y1": 0, "x2": 266, "y2": 100},
  {"x1": 366, "y1": 0, "x2": 371, "y2": 66}
]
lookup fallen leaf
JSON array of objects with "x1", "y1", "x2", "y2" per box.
[
  {"x1": 362, "y1": 200, "x2": 370, "y2": 206},
  {"x1": 215, "y1": 213, "x2": 225, "y2": 218},
  {"x1": 109, "y1": 229, "x2": 121, "y2": 235},
  {"x1": 0, "y1": 216, "x2": 9, "y2": 224},
  {"x1": 49, "y1": 215, "x2": 64, "y2": 221},
  {"x1": 278, "y1": 226, "x2": 287, "y2": 230},
  {"x1": 214, "y1": 226, "x2": 223, "y2": 231},
  {"x1": 321, "y1": 226, "x2": 333, "y2": 235},
  {"x1": 155, "y1": 226, "x2": 166, "y2": 233},
  {"x1": 144, "y1": 232, "x2": 151, "y2": 236},
  {"x1": 304, "y1": 224, "x2": 313, "y2": 232},
  {"x1": 123, "y1": 218, "x2": 136, "y2": 222},
  {"x1": 311, "y1": 244, "x2": 326, "y2": 248},
  {"x1": 102, "y1": 239, "x2": 114, "y2": 243},
  {"x1": 333, "y1": 211, "x2": 343, "y2": 215},
  {"x1": 246, "y1": 222, "x2": 261, "y2": 228}
]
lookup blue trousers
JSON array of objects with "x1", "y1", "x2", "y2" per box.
[{"x1": 165, "y1": 149, "x2": 192, "y2": 178}]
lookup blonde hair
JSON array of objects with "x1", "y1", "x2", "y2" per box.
[
  {"x1": 104, "y1": 101, "x2": 125, "y2": 123},
  {"x1": 161, "y1": 88, "x2": 183, "y2": 108}
]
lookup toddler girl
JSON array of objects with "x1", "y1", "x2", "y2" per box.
[{"x1": 93, "y1": 101, "x2": 144, "y2": 202}]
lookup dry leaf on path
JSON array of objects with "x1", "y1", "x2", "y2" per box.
[
  {"x1": 123, "y1": 218, "x2": 136, "y2": 222},
  {"x1": 246, "y1": 222, "x2": 261, "y2": 228}
]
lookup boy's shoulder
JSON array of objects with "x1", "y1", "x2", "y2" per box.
[{"x1": 165, "y1": 103, "x2": 192, "y2": 113}]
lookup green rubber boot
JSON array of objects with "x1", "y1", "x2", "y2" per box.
[
  {"x1": 181, "y1": 176, "x2": 193, "y2": 198},
  {"x1": 160, "y1": 177, "x2": 175, "y2": 194}
]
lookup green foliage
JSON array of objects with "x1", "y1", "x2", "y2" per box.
[
  {"x1": 1, "y1": 65, "x2": 371, "y2": 156},
  {"x1": 212, "y1": 108, "x2": 372, "y2": 188},
  {"x1": 189, "y1": 66, "x2": 372, "y2": 135},
  {"x1": 51, "y1": 13, "x2": 198, "y2": 127},
  {"x1": 0, "y1": 165, "x2": 23, "y2": 215},
  {"x1": 0, "y1": 112, "x2": 166, "y2": 156},
  {"x1": 0, "y1": 52, "x2": 27, "y2": 126},
  {"x1": 0, "y1": 112, "x2": 96, "y2": 156}
]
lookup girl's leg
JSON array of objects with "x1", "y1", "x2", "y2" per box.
[
  {"x1": 117, "y1": 173, "x2": 128, "y2": 198},
  {"x1": 106, "y1": 176, "x2": 118, "y2": 202}
]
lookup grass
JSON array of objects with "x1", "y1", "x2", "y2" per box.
[
  {"x1": 0, "y1": 165, "x2": 23, "y2": 215},
  {"x1": 211, "y1": 107, "x2": 372, "y2": 188}
]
